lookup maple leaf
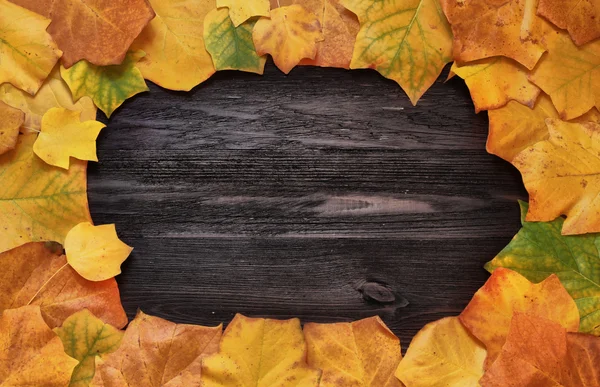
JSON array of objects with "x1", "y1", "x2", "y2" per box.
[
  {"x1": 529, "y1": 30, "x2": 600, "y2": 120},
  {"x1": 201, "y1": 314, "x2": 322, "y2": 386},
  {"x1": 486, "y1": 201, "x2": 600, "y2": 336},
  {"x1": 217, "y1": 0, "x2": 270, "y2": 26},
  {"x1": 253, "y1": 5, "x2": 323, "y2": 74},
  {"x1": 304, "y1": 316, "x2": 402, "y2": 387},
  {"x1": 204, "y1": 8, "x2": 267, "y2": 74},
  {"x1": 90, "y1": 311, "x2": 222, "y2": 387},
  {"x1": 395, "y1": 317, "x2": 486, "y2": 387},
  {"x1": 0, "y1": 66, "x2": 96, "y2": 133},
  {"x1": 0, "y1": 242, "x2": 128, "y2": 329},
  {"x1": 0, "y1": 0, "x2": 61, "y2": 95},
  {"x1": 54, "y1": 309, "x2": 124, "y2": 387},
  {"x1": 131, "y1": 0, "x2": 216, "y2": 92},
  {"x1": 0, "y1": 101, "x2": 23, "y2": 156},
  {"x1": 480, "y1": 313, "x2": 600, "y2": 387},
  {"x1": 0, "y1": 305, "x2": 78, "y2": 386},
  {"x1": 538, "y1": 0, "x2": 600, "y2": 46},
  {"x1": 0, "y1": 134, "x2": 91, "y2": 253},
  {"x1": 61, "y1": 51, "x2": 149, "y2": 118},
  {"x1": 513, "y1": 119, "x2": 600, "y2": 235},
  {"x1": 33, "y1": 108, "x2": 105, "y2": 169},
  {"x1": 459, "y1": 268, "x2": 580, "y2": 368},
  {"x1": 65, "y1": 222, "x2": 133, "y2": 282},
  {"x1": 452, "y1": 57, "x2": 540, "y2": 112}
]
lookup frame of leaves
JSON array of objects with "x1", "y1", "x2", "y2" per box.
[{"x1": 0, "y1": 0, "x2": 599, "y2": 386}]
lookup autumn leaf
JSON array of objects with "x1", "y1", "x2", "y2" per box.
[
  {"x1": 0, "y1": 101, "x2": 23, "y2": 155},
  {"x1": 253, "y1": 5, "x2": 322, "y2": 74},
  {"x1": 513, "y1": 119, "x2": 600, "y2": 235},
  {"x1": 452, "y1": 57, "x2": 540, "y2": 113},
  {"x1": 304, "y1": 316, "x2": 402, "y2": 386},
  {"x1": 480, "y1": 313, "x2": 600, "y2": 387},
  {"x1": 459, "y1": 268, "x2": 580, "y2": 368},
  {"x1": 441, "y1": 0, "x2": 548, "y2": 70},
  {"x1": 0, "y1": 305, "x2": 78, "y2": 386},
  {"x1": 341, "y1": 0, "x2": 453, "y2": 105},
  {"x1": 0, "y1": 134, "x2": 91, "y2": 253},
  {"x1": 65, "y1": 222, "x2": 133, "y2": 282},
  {"x1": 204, "y1": 8, "x2": 266, "y2": 74},
  {"x1": 0, "y1": 66, "x2": 96, "y2": 133},
  {"x1": 0, "y1": 242, "x2": 128, "y2": 329},
  {"x1": 201, "y1": 314, "x2": 322, "y2": 386},
  {"x1": 33, "y1": 108, "x2": 105, "y2": 169},
  {"x1": 395, "y1": 317, "x2": 486, "y2": 387},
  {"x1": 538, "y1": 0, "x2": 600, "y2": 46},
  {"x1": 8, "y1": 0, "x2": 53, "y2": 17},
  {"x1": 54, "y1": 309, "x2": 124, "y2": 387},
  {"x1": 61, "y1": 51, "x2": 149, "y2": 118},
  {"x1": 90, "y1": 311, "x2": 222, "y2": 387},
  {"x1": 131, "y1": 0, "x2": 216, "y2": 92},
  {"x1": 217, "y1": 0, "x2": 270, "y2": 26},
  {"x1": 485, "y1": 201, "x2": 600, "y2": 336},
  {"x1": 0, "y1": 0, "x2": 61, "y2": 95}
]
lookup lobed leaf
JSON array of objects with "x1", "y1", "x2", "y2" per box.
[
  {"x1": 217, "y1": 0, "x2": 270, "y2": 26},
  {"x1": 538, "y1": 0, "x2": 600, "y2": 46}
]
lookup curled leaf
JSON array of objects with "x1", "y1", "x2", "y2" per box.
[{"x1": 0, "y1": 101, "x2": 23, "y2": 155}]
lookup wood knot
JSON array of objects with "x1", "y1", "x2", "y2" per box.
[{"x1": 357, "y1": 281, "x2": 397, "y2": 304}]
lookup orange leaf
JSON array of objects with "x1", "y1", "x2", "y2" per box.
[
  {"x1": 0, "y1": 305, "x2": 78, "y2": 385},
  {"x1": 459, "y1": 268, "x2": 579, "y2": 368},
  {"x1": 304, "y1": 316, "x2": 402, "y2": 387},
  {"x1": 0, "y1": 101, "x2": 23, "y2": 155},
  {"x1": 538, "y1": 0, "x2": 600, "y2": 46},
  {"x1": 8, "y1": 0, "x2": 53, "y2": 17},
  {"x1": 90, "y1": 311, "x2": 222, "y2": 387},
  {"x1": 0, "y1": 242, "x2": 128, "y2": 329}
]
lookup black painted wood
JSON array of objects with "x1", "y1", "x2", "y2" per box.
[{"x1": 88, "y1": 62, "x2": 527, "y2": 348}]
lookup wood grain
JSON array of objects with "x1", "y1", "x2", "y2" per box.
[{"x1": 88, "y1": 62, "x2": 527, "y2": 348}]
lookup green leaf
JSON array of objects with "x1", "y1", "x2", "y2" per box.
[
  {"x1": 486, "y1": 201, "x2": 600, "y2": 335},
  {"x1": 203, "y1": 8, "x2": 266, "y2": 74},
  {"x1": 61, "y1": 51, "x2": 149, "y2": 118}
]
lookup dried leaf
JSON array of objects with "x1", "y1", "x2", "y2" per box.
[
  {"x1": 0, "y1": 100, "x2": 23, "y2": 155},
  {"x1": 538, "y1": 0, "x2": 600, "y2": 46},
  {"x1": 204, "y1": 8, "x2": 266, "y2": 74},
  {"x1": 513, "y1": 119, "x2": 600, "y2": 235},
  {"x1": 0, "y1": 134, "x2": 91, "y2": 253},
  {"x1": 0, "y1": 0, "x2": 61, "y2": 95},
  {"x1": 201, "y1": 314, "x2": 322, "y2": 386},
  {"x1": 252, "y1": 5, "x2": 322, "y2": 74},
  {"x1": 54, "y1": 309, "x2": 124, "y2": 387},
  {"x1": 485, "y1": 201, "x2": 600, "y2": 335},
  {"x1": 395, "y1": 317, "x2": 486, "y2": 387},
  {"x1": 65, "y1": 222, "x2": 133, "y2": 282},
  {"x1": 342, "y1": 0, "x2": 453, "y2": 104},
  {"x1": 61, "y1": 51, "x2": 149, "y2": 118},
  {"x1": 0, "y1": 242, "x2": 128, "y2": 329},
  {"x1": 0, "y1": 305, "x2": 78, "y2": 386},
  {"x1": 8, "y1": 0, "x2": 53, "y2": 17},
  {"x1": 304, "y1": 316, "x2": 402, "y2": 387},
  {"x1": 459, "y1": 268, "x2": 580, "y2": 368},
  {"x1": 90, "y1": 311, "x2": 222, "y2": 387},
  {"x1": 217, "y1": 0, "x2": 270, "y2": 26}
]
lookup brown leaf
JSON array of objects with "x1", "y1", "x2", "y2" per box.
[
  {"x1": 538, "y1": 0, "x2": 600, "y2": 46},
  {"x1": 0, "y1": 101, "x2": 23, "y2": 155}
]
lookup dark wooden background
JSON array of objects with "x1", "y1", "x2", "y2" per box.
[{"x1": 88, "y1": 62, "x2": 527, "y2": 348}]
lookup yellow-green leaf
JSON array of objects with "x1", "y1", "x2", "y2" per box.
[{"x1": 217, "y1": 0, "x2": 270, "y2": 26}]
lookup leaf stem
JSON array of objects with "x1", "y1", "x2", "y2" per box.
[{"x1": 26, "y1": 262, "x2": 69, "y2": 305}]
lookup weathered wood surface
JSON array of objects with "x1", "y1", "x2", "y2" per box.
[{"x1": 89, "y1": 62, "x2": 527, "y2": 347}]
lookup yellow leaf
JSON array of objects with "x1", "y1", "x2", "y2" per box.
[
  {"x1": 217, "y1": 0, "x2": 270, "y2": 26},
  {"x1": 34, "y1": 108, "x2": 105, "y2": 170},
  {"x1": 452, "y1": 57, "x2": 540, "y2": 113},
  {"x1": 54, "y1": 309, "x2": 124, "y2": 387},
  {"x1": 201, "y1": 314, "x2": 322, "y2": 386},
  {"x1": 0, "y1": 66, "x2": 96, "y2": 133},
  {"x1": 538, "y1": 0, "x2": 600, "y2": 46},
  {"x1": 342, "y1": 0, "x2": 453, "y2": 105},
  {"x1": 0, "y1": 0, "x2": 62, "y2": 95},
  {"x1": 513, "y1": 119, "x2": 600, "y2": 235},
  {"x1": 0, "y1": 101, "x2": 23, "y2": 155},
  {"x1": 304, "y1": 316, "x2": 402, "y2": 387},
  {"x1": 459, "y1": 268, "x2": 580, "y2": 368},
  {"x1": 0, "y1": 134, "x2": 92, "y2": 253},
  {"x1": 61, "y1": 51, "x2": 149, "y2": 118},
  {"x1": 132, "y1": 0, "x2": 216, "y2": 91},
  {"x1": 395, "y1": 317, "x2": 486, "y2": 387},
  {"x1": 0, "y1": 305, "x2": 78, "y2": 386},
  {"x1": 65, "y1": 222, "x2": 133, "y2": 282},
  {"x1": 252, "y1": 5, "x2": 322, "y2": 74}
]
